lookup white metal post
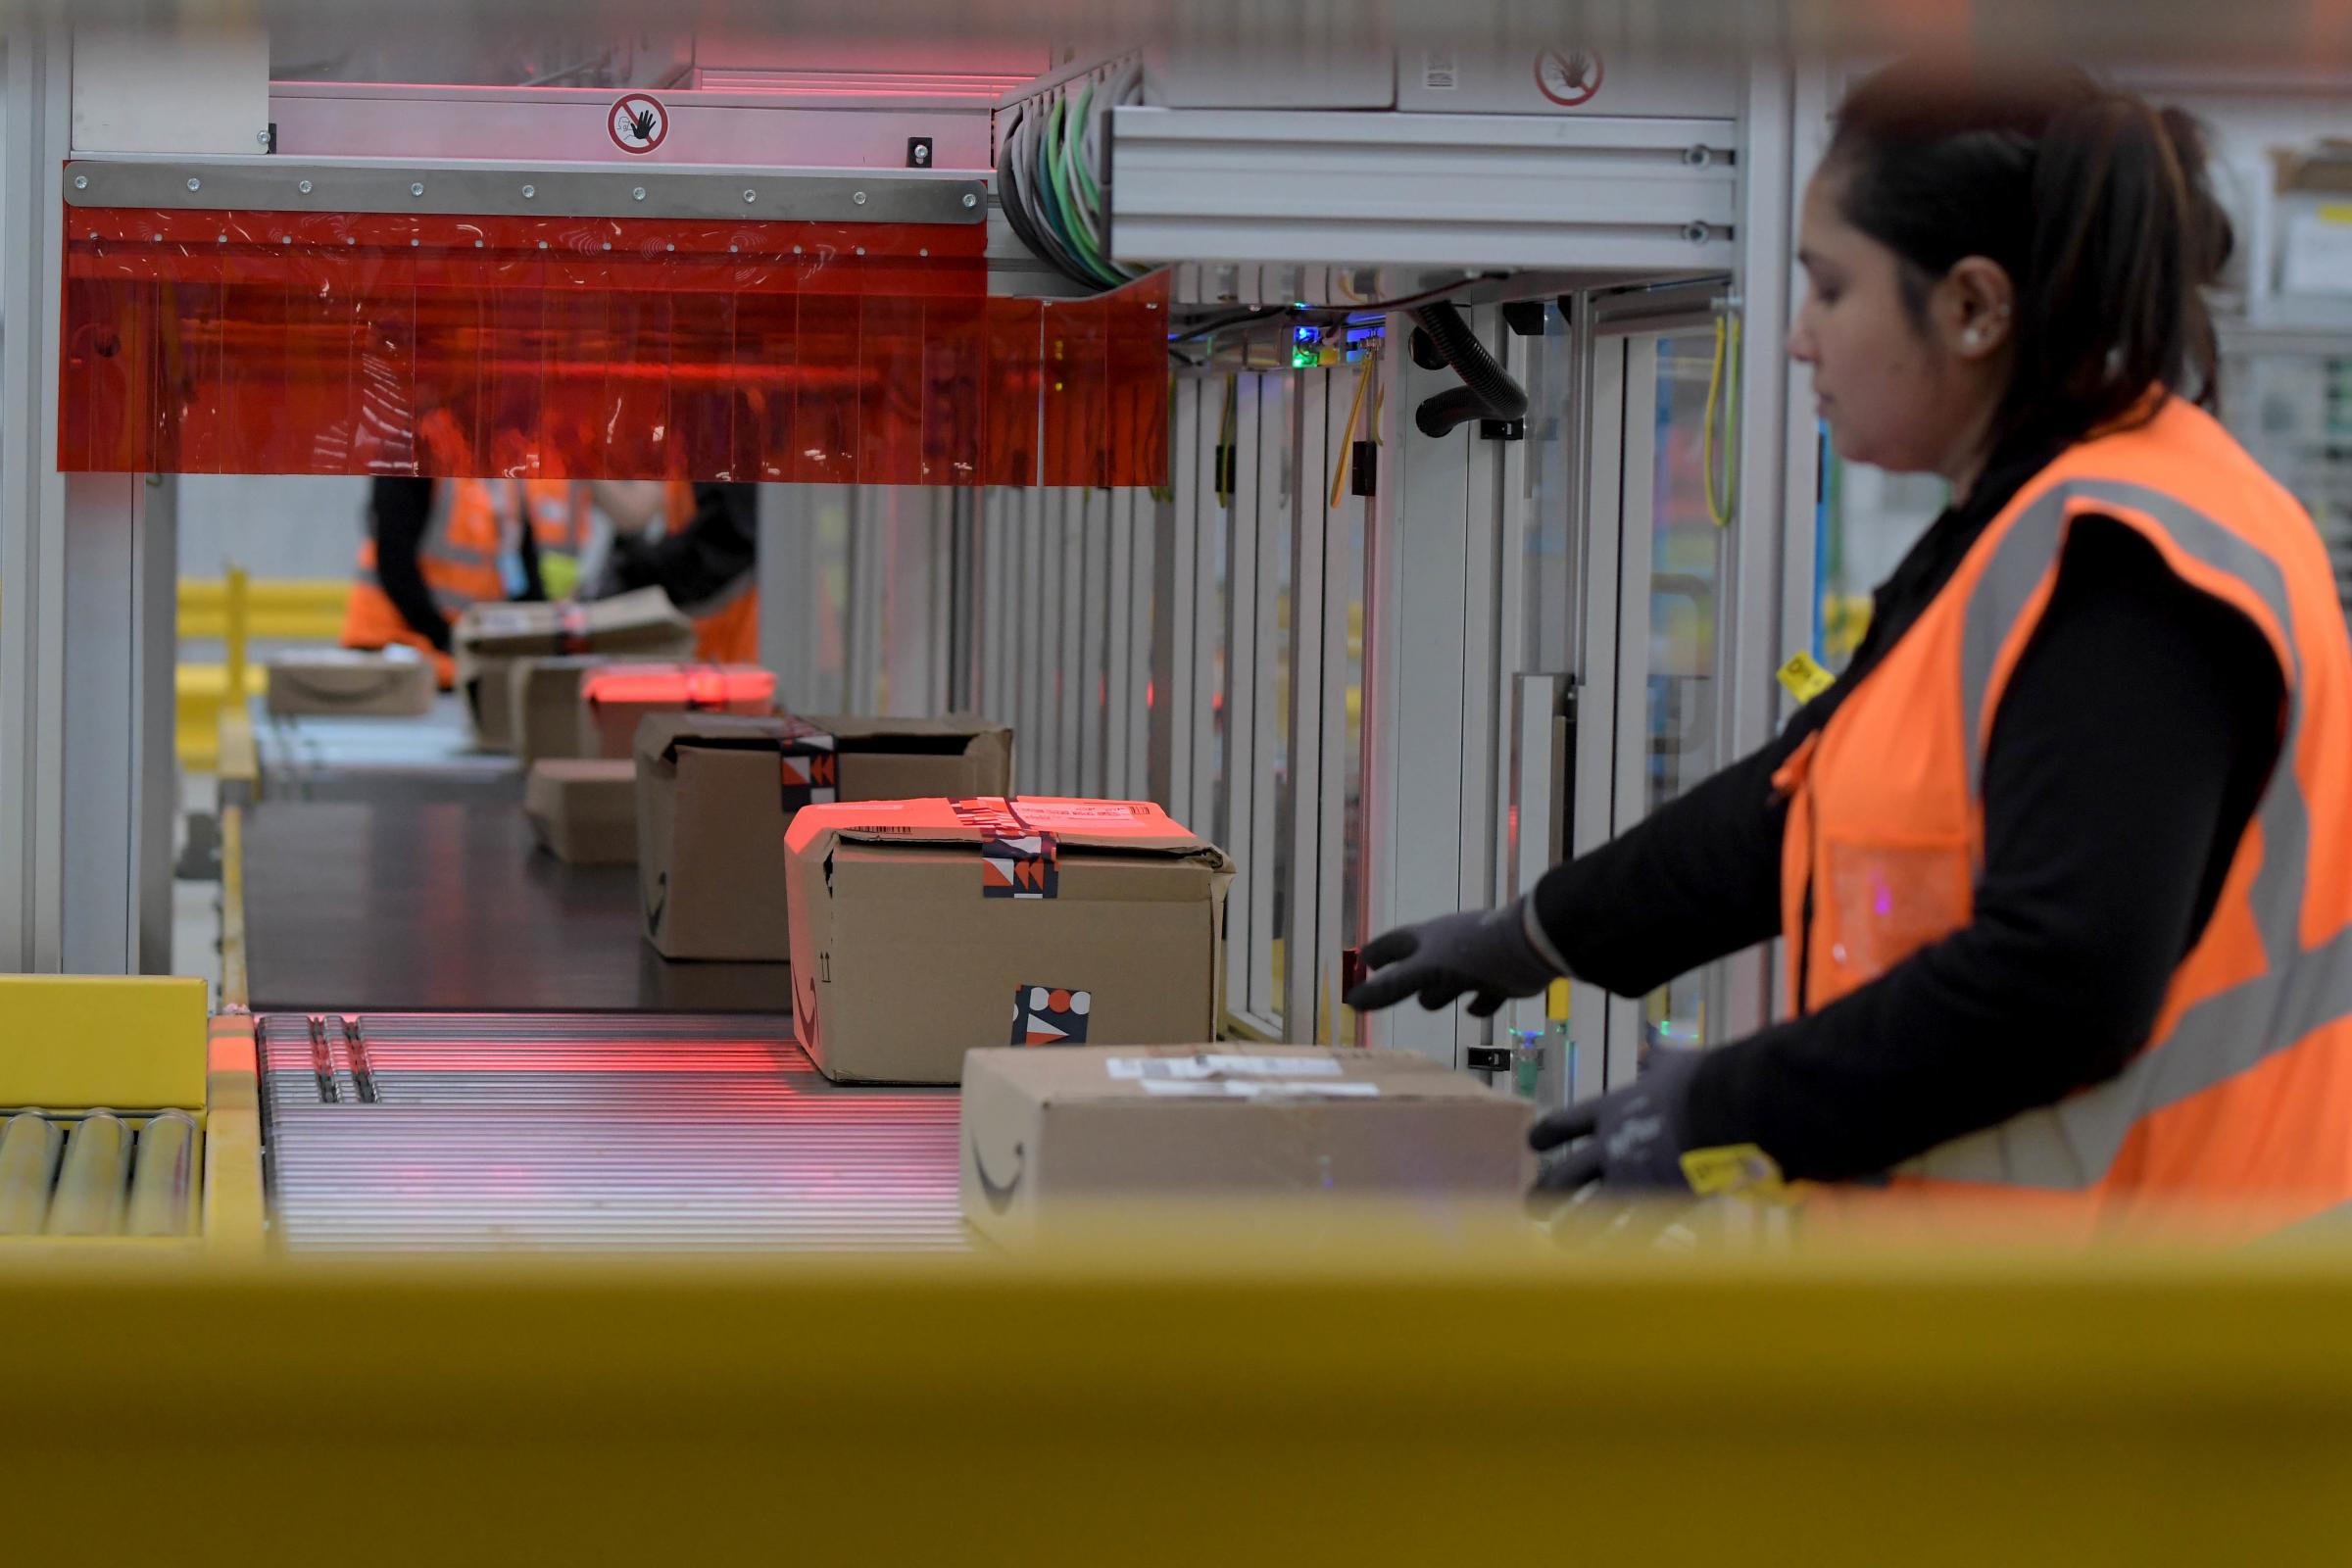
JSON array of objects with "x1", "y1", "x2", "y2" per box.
[
  {"x1": 1740, "y1": 55, "x2": 1827, "y2": 1033},
  {"x1": 1565, "y1": 329, "x2": 1627, "y2": 1102},
  {"x1": 0, "y1": 18, "x2": 72, "y2": 971}
]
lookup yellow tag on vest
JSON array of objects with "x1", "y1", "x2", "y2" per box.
[
  {"x1": 1680, "y1": 1143, "x2": 1793, "y2": 1202},
  {"x1": 1777, "y1": 651, "x2": 1836, "y2": 704}
]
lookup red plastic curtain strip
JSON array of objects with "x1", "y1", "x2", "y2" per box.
[{"x1": 59, "y1": 207, "x2": 1169, "y2": 488}]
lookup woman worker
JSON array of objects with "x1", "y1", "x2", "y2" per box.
[{"x1": 1349, "y1": 59, "x2": 2352, "y2": 1237}]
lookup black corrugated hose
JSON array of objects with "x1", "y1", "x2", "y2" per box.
[{"x1": 1410, "y1": 303, "x2": 1527, "y2": 437}]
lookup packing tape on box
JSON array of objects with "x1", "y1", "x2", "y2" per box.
[
  {"x1": 953, "y1": 797, "x2": 1059, "y2": 900},
  {"x1": 774, "y1": 712, "x2": 839, "y2": 812}
]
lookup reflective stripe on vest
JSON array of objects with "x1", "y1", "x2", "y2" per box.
[
  {"x1": 1907, "y1": 475, "x2": 2336, "y2": 1194},
  {"x1": 1789, "y1": 398, "x2": 2352, "y2": 1226}
]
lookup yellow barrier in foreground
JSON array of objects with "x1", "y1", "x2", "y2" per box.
[{"x1": 1, "y1": 1238, "x2": 2350, "y2": 1564}]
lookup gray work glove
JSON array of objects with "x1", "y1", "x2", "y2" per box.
[
  {"x1": 1346, "y1": 897, "x2": 1565, "y2": 1018},
  {"x1": 1529, "y1": 1046, "x2": 1704, "y2": 1197}
]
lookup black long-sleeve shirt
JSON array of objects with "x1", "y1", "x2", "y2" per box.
[
  {"x1": 1532, "y1": 448, "x2": 2284, "y2": 1182},
  {"x1": 368, "y1": 476, "x2": 543, "y2": 654},
  {"x1": 597, "y1": 482, "x2": 758, "y2": 611}
]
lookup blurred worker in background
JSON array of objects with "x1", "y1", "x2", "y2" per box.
[
  {"x1": 340, "y1": 473, "x2": 580, "y2": 688},
  {"x1": 1352, "y1": 59, "x2": 2352, "y2": 1239},
  {"x1": 586, "y1": 480, "x2": 760, "y2": 663}
]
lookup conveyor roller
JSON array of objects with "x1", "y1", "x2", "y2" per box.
[{"x1": 259, "y1": 1013, "x2": 965, "y2": 1253}]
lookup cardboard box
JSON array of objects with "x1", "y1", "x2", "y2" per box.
[
  {"x1": 960, "y1": 1045, "x2": 1537, "y2": 1247},
  {"x1": 634, "y1": 715, "x2": 813, "y2": 962},
  {"x1": 804, "y1": 713, "x2": 1015, "y2": 801},
  {"x1": 582, "y1": 663, "x2": 778, "y2": 760},
  {"x1": 786, "y1": 797, "x2": 1233, "y2": 1084},
  {"x1": 635, "y1": 713, "x2": 1020, "y2": 964},
  {"x1": 453, "y1": 589, "x2": 695, "y2": 751},
  {"x1": 524, "y1": 759, "x2": 639, "y2": 865},
  {"x1": 509, "y1": 656, "x2": 605, "y2": 768},
  {"x1": 263, "y1": 648, "x2": 436, "y2": 717}
]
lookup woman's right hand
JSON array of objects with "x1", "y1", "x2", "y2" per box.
[{"x1": 1345, "y1": 898, "x2": 1565, "y2": 1018}]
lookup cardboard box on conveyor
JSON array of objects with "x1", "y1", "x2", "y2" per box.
[
  {"x1": 452, "y1": 588, "x2": 694, "y2": 752},
  {"x1": 263, "y1": 647, "x2": 437, "y2": 717},
  {"x1": 510, "y1": 656, "x2": 619, "y2": 768},
  {"x1": 785, "y1": 797, "x2": 1233, "y2": 1084},
  {"x1": 524, "y1": 760, "x2": 638, "y2": 865},
  {"x1": 582, "y1": 662, "x2": 777, "y2": 760},
  {"x1": 959, "y1": 1046, "x2": 1536, "y2": 1249},
  {"x1": 636, "y1": 713, "x2": 1017, "y2": 963}
]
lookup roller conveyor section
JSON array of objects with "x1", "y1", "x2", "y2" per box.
[
  {"x1": 0, "y1": 1112, "x2": 206, "y2": 1239},
  {"x1": 259, "y1": 1013, "x2": 966, "y2": 1252}
]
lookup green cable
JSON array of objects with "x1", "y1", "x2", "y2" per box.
[
  {"x1": 1046, "y1": 96, "x2": 1117, "y2": 286},
  {"x1": 1035, "y1": 98, "x2": 1105, "y2": 286}
]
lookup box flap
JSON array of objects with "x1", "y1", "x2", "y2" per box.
[
  {"x1": 808, "y1": 713, "x2": 1014, "y2": 745},
  {"x1": 636, "y1": 711, "x2": 832, "y2": 768},
  {"x1": 787, "y1": 797, "x2": 1225, "y2": 863}
]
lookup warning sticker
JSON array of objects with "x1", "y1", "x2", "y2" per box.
[
  {"x1": 1535, "y1": 48, "x2": 1604, "y2": 109},
  {"x1": 610, "y1": 92, "x2": 670, "y2": 155}
]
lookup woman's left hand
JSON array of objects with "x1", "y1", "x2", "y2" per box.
[{"x1": 1529, "y1": 1046, "x2": 1705, "y2": 1197}]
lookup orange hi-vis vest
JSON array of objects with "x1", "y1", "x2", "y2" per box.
[
  {"x1": 1776, "y1": 397, "x2": 2352, "y2": 1239},
  {"x1": 341, "y1": 477, "x2": 510, "y2": 685}
]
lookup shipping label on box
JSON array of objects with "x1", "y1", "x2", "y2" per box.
[{"x1": 786, "y1": 797, "x2": 1234, "y2": 1085}]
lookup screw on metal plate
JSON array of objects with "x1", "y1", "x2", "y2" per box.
[
  {"x1": 73, "y1": 174, "x2": 87, "y2": 189},
  {"x1": 918, "y1": 247, "x2": 928, "y2": 258},
  {"x1": 603, "y1": 241, "x2": 612, "y2": 250},
  {"x1": 411, "y1": 182, "x2": 425, "y2": 197},
  {"x1": 854, "y1": 190, "x2": 868, "y2": 206},
  {"x1": 1684, "y1": 220, "x2": 1713, "y2": 245},
  {"x1": 906, "y1": 136, "x2": 933, "y2": 169},
  {"x1": 186, "y1": 177, "x2": 201, "y2": 191},
  {"x1": 632, "y1": 186, "x2": 646, "y2": 201},
  {"x1": 961, "y1": 192, "x2": 978, "y2": 208},
  {"x1": 743, "y1": 189, "x2": 758, "y2": 204},
  {"x1": 257, "y1": 128, "x2": 270, "y2": 146},
  {"x1": 538, "y1": 240, "x2": 549, "y2": 250},
  {"x1": 521, "y1": 184, "x2": 536, "y2": 199},
  {"x1": 855, "y1": 245, "x2": 866, "y2": 256},
  {"x1": 298, "y1": 179, "x2": 314, "y2": 194},
  {"x1": 1683, "y1": 145, "x2": 1712, "y2": 168}
]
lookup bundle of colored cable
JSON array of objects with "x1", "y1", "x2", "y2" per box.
[{"x1": 997, "y1": 61, "x2": 1146, "y2": 292}]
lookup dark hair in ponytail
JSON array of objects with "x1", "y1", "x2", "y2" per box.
[{"x1": 1826, "y1": 59, "x2": 2233, "y2": 459}]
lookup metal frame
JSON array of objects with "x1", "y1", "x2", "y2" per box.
[
  {"x1": 65, "y1": 155, "x2": 986, "y2": 224},
  {"x1": 1, "y1": 20, "x2": 175, "y2": 973},
  {"x1": 1361, "y1": 309, "x2": 1517, "y2": 1067},
  {"x1": 1110, "y1": 107, "x2": 1740, "y2": 271}
]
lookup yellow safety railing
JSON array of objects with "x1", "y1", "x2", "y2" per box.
[
  {"x1": 176, "y1": 569, "x2": 351, "y2": 770},
  {"x1": 3, "y1": 1238, "x2": 2352, "y2": 1559}
]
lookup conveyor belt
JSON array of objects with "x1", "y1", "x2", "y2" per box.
[
  {"x1": 255, "y1": 698, "x2": 523, "y2": 806},
  {"x1": 259, "y1": 1013, "x2": 966, "y2": 1252},
  {"x1": 243, "y1": 800, "x2": 794, "y2": 1012}
]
